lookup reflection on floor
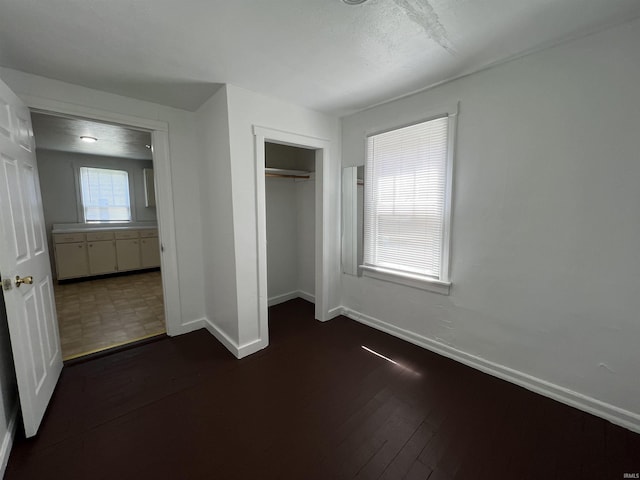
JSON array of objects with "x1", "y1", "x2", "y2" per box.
[{"x1": 54, "y1": 270, "x2": 165, "y2": 360}]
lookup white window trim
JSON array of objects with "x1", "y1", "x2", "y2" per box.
[
  {"x1": 362, "y1": 102, "x2": 458, "y2": 295},
  {"x1": 361, "y1": 265, "x2": 451, "y2": 295},
  {"x1": 73, "y1": 162, "x2": 137, "y2": 224}
]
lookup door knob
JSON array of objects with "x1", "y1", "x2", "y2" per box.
[{"x1": 15, "y1": 275, "x2": 33, "y2": 287}]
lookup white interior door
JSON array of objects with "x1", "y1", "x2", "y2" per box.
[{"x1": 0, "y1": 78, "x2": 63, "y2": 438}]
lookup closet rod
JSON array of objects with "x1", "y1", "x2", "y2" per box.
[
  {"x1": 265, "y1": 167, "x2": 311, "y2": 179},
  {"x1": 266, "y1": 173, "x2": 310, "y2": 179}
]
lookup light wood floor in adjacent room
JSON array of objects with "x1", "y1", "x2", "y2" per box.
[{"x1": 54, "y1": 270, "x2": 165, "y2": 360}]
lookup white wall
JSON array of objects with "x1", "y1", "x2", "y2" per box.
[
  {"x1": 266, "y1": 177, "x2": 299, "y2": 300},
  {"x1": 0, "y1": 67, "x2": 206, "y2": 331},
  {"x1": 226, "y1": 84, "x2": 341, "y2": 349},
  {"x1": 296, "y1": 178, "x2": 315, "y2": 297},
  {"x1": 37, "y1": 150, "x2": 156, "y2": 275},
  {"x1": 196, "y1": 86, "x2": 239, "y2": 344},
  {"x1": 341, "y1": 19, "x2": 640, "y2": 430}
]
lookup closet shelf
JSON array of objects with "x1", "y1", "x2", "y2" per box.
[{"x1": 265, "y1": 167, "x2": 311, "y2": 179}]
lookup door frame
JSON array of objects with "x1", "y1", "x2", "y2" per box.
[
  {"x1": 19, "y1": 95, "x2": 182, "y2": 335},
  {"x1": 253, "y1": 126, "x2": 331, "y2": 347}
]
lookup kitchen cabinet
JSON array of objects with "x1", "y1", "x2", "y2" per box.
[
  {"x1": 87, "y1": 240, "x2": 117, "y2": 275},
  {"x1": 54, "y1": 241, "x2": 89, "y2": 280},
  {"x1": 115, "y1": 238, "x2": 141, "y2": 271},
  {"x1": 53, "y1": 228, "x2": 160, "y2": 280},
  {"x1": 140, "y1": 231, "x2": 160, "y2": 268},
  {"x1": 86, "y1": 231, "x2": 117, "y2": 275}
]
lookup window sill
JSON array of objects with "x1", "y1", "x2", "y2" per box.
[{"x1": 360, "y1": 266, "x2": 451, "y2": 296}]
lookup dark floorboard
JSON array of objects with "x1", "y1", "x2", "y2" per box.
[{"x1": 6, "y1": 298, "x2": 640, "y2": 479}]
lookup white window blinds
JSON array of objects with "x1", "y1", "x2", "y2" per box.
[
  {"x1": 364, "y1": 116, "x2": 449, "y2": 280},
  {"x1": 80, "y1": 167, "x2": 131, "y2": 222}
]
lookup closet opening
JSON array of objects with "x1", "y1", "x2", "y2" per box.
[
  {"x1": 31, "y1": 112, "x2": 166, "y2": 361},
  {"x1": 254, "y1": 126, "x2": 331, "y2": 352},
  {"x1": 264, "y1": 142, "x2": 316, "y2": 310}
]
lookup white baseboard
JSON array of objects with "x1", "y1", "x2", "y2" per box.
[
  {"x1": 0, "y1": 406, "x2": 18, "y2": 479},
  {"x1": 203, "y1": 318, "x2": 241, "y2": 358},
  {"x1": 297, "y1": 290, "x2": 315, "y2": 304},
  {"x1": 268, "y1": 290, "x2": 315, "y2": 306},
  {"x1": 237, "y1": 338, "x2": 268, "y2": 359},
  {"x1": 268, "y1": 291, "x2": 299, "y2": 307},
  {"x1": 341, "y1": 307, "x2": 640, "y2": 434},
  {"x1": 203, "y1": 317, "x2": 268, "y2": 359},
  {"x1": 166, "y1": 317, "x2": 205, "y2": 337},
  {"x1": 327, "y1": 306, "x2": 343, "y2": 320}
]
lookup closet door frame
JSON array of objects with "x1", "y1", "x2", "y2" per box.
[{"x1": 253, "y1": 126, "x2": 331, "y2": 342}]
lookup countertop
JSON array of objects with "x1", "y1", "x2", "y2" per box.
[{"x1": 52, "y1": 223, "x2": 158, "y2": 234}]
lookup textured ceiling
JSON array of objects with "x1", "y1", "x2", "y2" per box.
[
  {"x1": 32, "y1": 113, "x2": 152, "y2": 160},
  {"x1": 1, "y1": 0, "x2": 639, "y2": 115}
]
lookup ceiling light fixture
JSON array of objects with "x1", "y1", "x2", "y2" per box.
[
  {"x1": 342, "y1": 0, "x2": 369, "y2": 4},
  {"x1": 145, "y1": 144, "x2": 151, "y2": 149},
  {"x1": 80, "y1": 136, "x2": 98, "y2": 143}
]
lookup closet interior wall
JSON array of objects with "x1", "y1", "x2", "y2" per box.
[{"x1": 265, "y1": 143, "x2": 315, "y2": 305}]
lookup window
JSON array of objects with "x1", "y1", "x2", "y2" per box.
[
  {"x1": 363, "y1": 112, "x2": 455, "y2": 294},
  {"x1": 79, "y1": 167, "x2": 131, "y2": 223}
]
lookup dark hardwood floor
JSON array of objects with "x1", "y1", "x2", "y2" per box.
[{"x1": 6, "y1": 298, "x2": 640, "y2": 479}]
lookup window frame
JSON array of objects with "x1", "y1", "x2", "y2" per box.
[
  {"x1": 360, "y1": 103, "x2": 457, "y2": 295},
  {"x1": 76, "y1": 165, "x2": 134, "y2": 224}
]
